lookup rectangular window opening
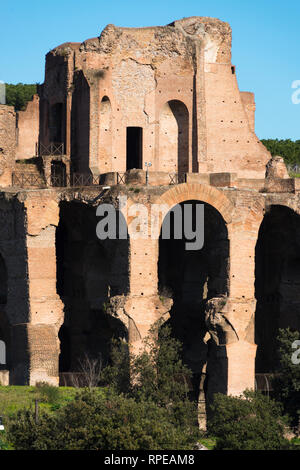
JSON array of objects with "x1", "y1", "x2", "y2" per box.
[{"x1": 126, "y1": 127, "x2": 143, "y2": 170}]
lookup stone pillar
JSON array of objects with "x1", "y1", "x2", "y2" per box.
[
  {"x1": 124, "y1": 236, "x2": 170, "y2": 355},
  {"x1": 23, "y1": 193, "x2": 64, "y2": 385},
  {"x1": 222, "y1": 205, "x2": 264, "y2": 395},
  {"x1": 194, "y1": 41, "x2": 207, "y2": 172},
  {"x1": 226, "y1": 341, "x2": 257, "y2": 396},
  {"x1": 65, "y1": 93, "x2": 72, "y2": 157}
]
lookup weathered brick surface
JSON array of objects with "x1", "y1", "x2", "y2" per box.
[
  {"x1": 0, "y1": 105, "x2": 16, "y2": 186},
  {"x1": 0, "y1": 17, "x2": 298, "y2": 401},
  {"x1": 15, "y1": 95, "x2": 39, "y2": 159}
]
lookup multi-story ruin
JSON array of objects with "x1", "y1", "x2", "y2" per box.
[{"x1": 0, "y1": 17, "x2": 299, "y2": 408}]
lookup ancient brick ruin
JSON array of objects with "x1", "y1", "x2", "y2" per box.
[{"x1": 0, "y1": 17, "x2": 299, "y2": 412}]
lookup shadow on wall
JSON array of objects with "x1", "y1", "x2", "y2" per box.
[
  {"x1": 56, "y1": 201, "x2": 130, "y2": 373},
  {"x1": 159, "y1": 100, "x2": 189, "y2": 173},
  {"x1": 71, "y1": 72, "x2": 90, "y2": 174}
]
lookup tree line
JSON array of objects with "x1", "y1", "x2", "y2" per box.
[
  {"x1": 261, "y1": 139, "x2": 300, "y2": 166},
  {"x1": 5, "y1": 83, "x2": 37, "y2": 111}
]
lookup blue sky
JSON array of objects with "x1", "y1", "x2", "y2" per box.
[{"x1": 0, "y1": 0, "x2": 299, "y2": 139}]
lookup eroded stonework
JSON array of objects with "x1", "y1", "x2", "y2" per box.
[{"x1": 0, "y1": 18, "x2": 299, "y2": 416}]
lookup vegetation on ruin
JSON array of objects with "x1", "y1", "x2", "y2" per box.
[{"x1": 5, "y1": 83, "x2": 37, "y2": 111}]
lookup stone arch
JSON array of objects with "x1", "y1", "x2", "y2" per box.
[
  {"x1": 99, "y1": 96, "x2": 112, "y2": 172},
  {"x1": 56, "y1": 200, "x2": 130, "y2": 376},
  {"x1": 255, "y1": 204, "x2": 300, "y2": 373},
  {"x1": 155, "y1": 183, "x2": 233, "y2": 230},
  {"x1": 159, "y1": 100, "x2": 189, "y2": 173},
  {"x1": 158, "y1": 197, "x2": 230, "y2": 405}
]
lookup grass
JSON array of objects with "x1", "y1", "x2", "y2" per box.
[
  {"x1": 0, "y1": 385, "x2": 106, "y2": 450},
  {"x1": 0, "y1": 385, "x2": 78, "y2": 418},
  {"x1": 291, "y1": 437, "x2": 300, "y2": 448},
  {"x1": 199, "y1": 437, "x2": 217, "y2": 450}
]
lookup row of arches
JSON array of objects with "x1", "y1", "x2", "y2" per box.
[
  {"x1": 54, "y1": 199, "x2": 300, "y2": 391},
  {"x1": 0, "y1": 201, "x2": 299, "y2": 389}
]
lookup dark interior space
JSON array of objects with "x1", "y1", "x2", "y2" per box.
[
  {"x1": 126, "y1": 127, "x2": 143, "y2": 170},
  {"x1": 0, "y1": 254, "x2": 7, "y2": 305},
  {"x1": 49, "y1": 103, "x2": 63, "y2": 143},
  {"x1": 56, "y1": 201, "x2": 130, "y2": 373},
  {"x1": 255, "y1": 205, "x2": 300, "y2": 373},
  {"x1": 51, "y1": 160, "x2": 66, "y2": 187},
  {"x1": 158, "y1": 200, "x2": 229, "y2": 402}
]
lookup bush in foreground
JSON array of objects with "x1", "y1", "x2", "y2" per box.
[
  {"x1": 7, "y1": 389, "x2": 199, "y2": 450},
  {"x1": 208, "y1": 390, "x2": 291, "y2": 450},
  {"x1": 7, "y1": 322, "x2": 200, "y2": 450}
]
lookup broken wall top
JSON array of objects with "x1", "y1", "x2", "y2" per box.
[{"x1": 49, "y1": 16, "x2": 232, "y2": 66}]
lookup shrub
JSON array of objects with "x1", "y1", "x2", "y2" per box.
[
  {"x1": 35, "y1": 382, "x2": 60, "y2": 404},
  {"x1": 208, "y1": 390, "x2": 290, "y2": 450},
  {"x1": 7, "y1": 390, "x2": 198, "y2": 450},
  {"x1": 7, "y1": 322, "x2": 200, "y2": 450}
]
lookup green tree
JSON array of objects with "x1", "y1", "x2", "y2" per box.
[
  {"x1": 272, "y1": 328, "x2": 300, "y2": 427},
  {"x1": 7, "y1": 391, "x2": 198, "y2": 450},
  {"x1": 208, "y1": 390, "x2": 290, "y2": 450},
  {"x1": 7, "y1": 322, "x2": 200, "y2": 450},
  {"x1": 261, "y1": 138, "x2": 300, "y2": 166},
  {"x1": 5, "y1": 83, "x2": 37, "y2": 111}
]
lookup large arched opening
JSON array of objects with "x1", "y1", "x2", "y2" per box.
[
  {"x1": 255, "y1": 205, "x2": 300, "y2": 373},
  {"x1": 159, "y1": 100, "x2": 189, "y2": 173},
  {"x1": 56, "y1": 201, "x2": 130, "y2": 380},
  {"x1": 158, "y1": 199, "x2": 229, "y2": 403}
]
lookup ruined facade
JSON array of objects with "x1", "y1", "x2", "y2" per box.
[{"x1": 0, "y1": 17, "x2": 299, "y2": 408}]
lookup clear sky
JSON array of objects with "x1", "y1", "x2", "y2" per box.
[{"x1": 0, "y1": 0, "x2": 299, "y2": 140}]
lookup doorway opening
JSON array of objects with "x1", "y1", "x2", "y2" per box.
[{"x1": 126, "y1": 127, "x2": 143, "y2": 170}]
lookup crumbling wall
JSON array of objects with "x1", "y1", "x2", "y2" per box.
[
  {"x1": 0, "y1": 105, "x2": 16, "y2": 186},
  {"x1": 16, "y1": 95, "x2": 39, "y2": 159},
  {"x1": 38, "y1": 16, "x2": 271, "y2": 178}
]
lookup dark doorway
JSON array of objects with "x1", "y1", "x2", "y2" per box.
[
  {"x1": 51, "y1": 161, "x2": 66, "y2": 187},
  {"x1": 126, "y1": 127, "x2": 143, "y2": 170}
]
